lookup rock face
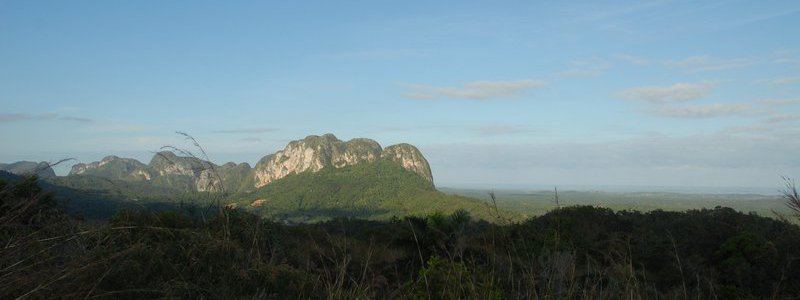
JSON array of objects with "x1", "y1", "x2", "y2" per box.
[
  {"x1": 61, "y1": 133, "x2": 433, "y2": 192},
  {"x1": 148, "y1": 151, "x2": 224, "y2": 192},
  {"x1": 381, "y1": 144, "x2": 434, "y2": 183},
  {"x1": 0, "y1": 161, "x2": 56, "y2": 178},
  {"x1": 71, "y1": 156, "x2": 153, "y2": 181},
  {"x1": 252, "y1": 134, "x2": 433, "y2": 187},
  {"x1": 149, "y1": 152, "x2": 206, "y2": 177},
  {"x1": 253, "y1": 134, "x2": 381, "y2": 187},
  {"x1": 68, "y1": 152, "x2": 249, "y2": 193}
]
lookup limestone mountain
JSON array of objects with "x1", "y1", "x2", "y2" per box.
[
  {"x1": 17, "y1": 134, "x2": 490, "y2": 221},
  {"x1": 71, "y1": 156, "x2": 153, "y2": 181},
  {"x1": 68, "y1": 152, "x2": 242, "y2": 193},
  {"x1": 60, "y1": 133, "x2": 433, "y2": 193},
  {"x1": 0, "y1": 161, "x2": 56, "y2": 178},
  {"x1": 148, "y1": 151, "x2": 229, "y2": 192},
  {"x1": 252, "y1": 134, "x2": 433, "y2": 187},
  {"x1": 381, "y1": 143, "x2": 433, "y2": 183}
]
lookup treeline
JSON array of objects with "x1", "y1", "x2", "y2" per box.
[{"x1": 2, "y1": 177, "x2": 800, "y2": 299}]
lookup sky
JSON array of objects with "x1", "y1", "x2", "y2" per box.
[{"x1": 1, "y1": 0, "x2": 800, "y2": 190}]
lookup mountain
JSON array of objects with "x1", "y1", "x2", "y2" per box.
[
  {"x1": 22, "y1": 133, "x2": 491, "y2": 221},
  {"x1": 64, "y1": 133, "x2": 433, "y2": 193},
  {"x1": 252, "y1": 134, "x2": 433, "y2": 187},
  {"x1": 71, "y1": 156, "x2": 153, "y2": 181},
  {"x1": 0, "y1": 161, "x2": 56, "y2": 178},
  {"x1": 234, "y1": 159, "x2": 494, "y2": 221},
  {"x1": 68, "y1": 152, "x2": 242, "y2": 192}
]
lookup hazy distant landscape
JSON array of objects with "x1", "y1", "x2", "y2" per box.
[
  {"x1": 2, "y1": 133, "x2": 792, "y2": 223},
  {"x1": 442, "y1": 187, "x2": 792, "y2": 220},
  {"x1": 3, "y1": 0, "x2": 800, "y2": 298}
]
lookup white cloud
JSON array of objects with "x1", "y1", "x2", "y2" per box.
[
  {"x1": 403, "y1": 79, "x2": 546, "y2": 100},
  {"x1": 766, "y1": 114, "x2": 800, "y2": 124},
  {"x1": 0, "y1": 113, "x2": 91, "y2": 123},
  {"x1": 315, "y1": 48, "x2": 428, "y2": 60},
  {"x1": 239, "y1": 137, "x2": 263, "y2": 142},
  {"x1": 557, "y1": 69, "x2": 604, "y2": 78},
  {"x1": 476, "y1": 125, "x2": 538, "y2": 136},
  {"x1": 645, "y1": 103, "x2": 755, "y2": 119},
  {"x1": 617, "y1": 82, "x2": 713, "y2": 103},
  {"x1": 664, "y1": 55, "x2": 756, "y2": 72},
  {"x1": 556, "y1": 60, "x2": 611, "y2": 78},
  {"x1": 771, "y1": 49, "x2": 800, "y2": 65},
  {"x1": 214, "y1": 128, "x2": 278, "y2": 134},
  {"x1": 757, "y1": 76, "x2": 800, "y2": 86},
  {"x1": 615, "y1": 53, "x2": 649, "y2": 65},
  {"x1": 759, "y1": 97, "x2": 800, "y2": 106}
]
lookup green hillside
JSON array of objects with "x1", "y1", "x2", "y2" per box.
[
  {"x1": 71, "y1": 156, "x2": 151, "y2": 181},
  {"x1": 442, "y1": 188, "x2": 794, "y2": 220},
  {"x1": 33, "y1": 161, "x2": 506, "y2": 222},
  {"x1": 230, "y1": 160, "x2": 505, "y2": 222},
  {"x1": 43, "y1": 175, "x2": 208, "y2": 219}
]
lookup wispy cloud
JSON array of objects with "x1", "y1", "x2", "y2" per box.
[
  {"x1": 239, "y1": 137, "x2": 263, "y2": 142},
  {"x1": 570, "y1": 1, "x2": 670, "y2": 23},
  {"x1": 771, "y1": 49, "x2": 800, "y2": 65},
  {"x1": 375, "y1": 124, "x2": 462, "y2": 133},
  {"x1": 617, "y1": 82, "x2": 713, "y2": 103},
  {"x1": 719, "y1": 9, "x2": 800, "y2": 31},
  {"x1": 615, "y1": 53, "x2": 649, "y2": 65},
  {"x1": 315, "y1": 48, "x2": 428, "y2": 60},
  {"x1": 765, "y1": 114, "x2": 800, "y2": 124},
  {"x1": 757, "y1": 76, "x2": 800, "y2": 86},
  {"x1": 403, "y1": 79, "x2": 546, "y2": 100},
  {"x1": 645, "y1": 103, "x2": 755, "y2": 119},
  {"x1": 664, "y1": 55, "x2": 756, "y2": 72},
  {"x1": 759, "y1": 97, "x2": 800, "y2": 106},
  {"x1": 213, "y1": 128, "x2": 278, "y2": 134},
  {"x1": 0, "y1": 113, "x2": 91, "y2": 123},
  {"x1": 59, "y1": 116, "x2": 92, "y2": 122},
  {"x1": 375, "y1": 123, "x2": 539, "y2": 137},
  {"x1": 556, "y1": 60, "x2": 611, "y2": 78},
  {"x1": 476, "y1": 125, "x2": 539, "y2": 136}
]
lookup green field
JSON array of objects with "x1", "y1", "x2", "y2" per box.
[{"x1": 440, "y1": 187, "x2": 793, "y2": 221}]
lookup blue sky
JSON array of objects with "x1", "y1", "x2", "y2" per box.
[{"x1": 2, "y1": 0, "x2": 799, "y2": 189}]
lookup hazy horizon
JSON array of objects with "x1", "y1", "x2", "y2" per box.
[{"x1": 2, "y1": 1, "x2": 799, "y2": 188}]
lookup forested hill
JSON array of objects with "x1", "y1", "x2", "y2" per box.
[
  {"x1": 2, "y1": 134, "x2": 502, "y2": 221},
  {"x1": 63, "y1": 133, "x2": 434, "y2": 194}
]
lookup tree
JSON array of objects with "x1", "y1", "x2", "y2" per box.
[{"x1": 781, "y1": 176, "x2": 800, "y2": 220}]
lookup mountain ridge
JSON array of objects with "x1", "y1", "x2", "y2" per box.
[
  {"x1": 0, "y1": 161, "x2": 56, "y2": 178},
  {"x1": 59, "y1": 133, "x2": 432, "y2": 193}
]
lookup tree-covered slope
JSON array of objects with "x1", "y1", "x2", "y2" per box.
[
  {"x1": 232, "y1": 160, "x2": 501, "y2": 221},
  {"x1": 42, "y1": 175, "x2": 206, "y2": 219}
]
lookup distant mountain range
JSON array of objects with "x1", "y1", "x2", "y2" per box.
[
  {"x1": 1, "y1": 134, "x2": 494, "y2": 221},
  {"x1": 66, "y1": 133, "x2": 433, "y2": 193},
  {"x1": 0, "y1": 161, "x2": 56, "y2": 178}
]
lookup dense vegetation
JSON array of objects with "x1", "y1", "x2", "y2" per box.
[
  {"x1": 3, "y1": 177, "x2": 799, "y2": 299},
  {"x1": 233, "y1": 160, "x2": 500, "y2": 221},
  {"x1": 443, "y1": 188, "x2": 793, "y2": 221},
  {"x1": 32, "y1": 161, "x2": 501, "y2": 222}
]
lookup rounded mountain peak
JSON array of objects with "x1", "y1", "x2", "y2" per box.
[
  {"x1": 381, "y1": 144, "x2": 433, "y2": 184},
  {"x1": 252, "y1": 134, "x2": 433, "y2": 188}
]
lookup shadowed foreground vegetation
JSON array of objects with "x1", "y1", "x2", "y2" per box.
[{"x1": 2, "y1": 177, "x2": 800, "y2": 299}]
